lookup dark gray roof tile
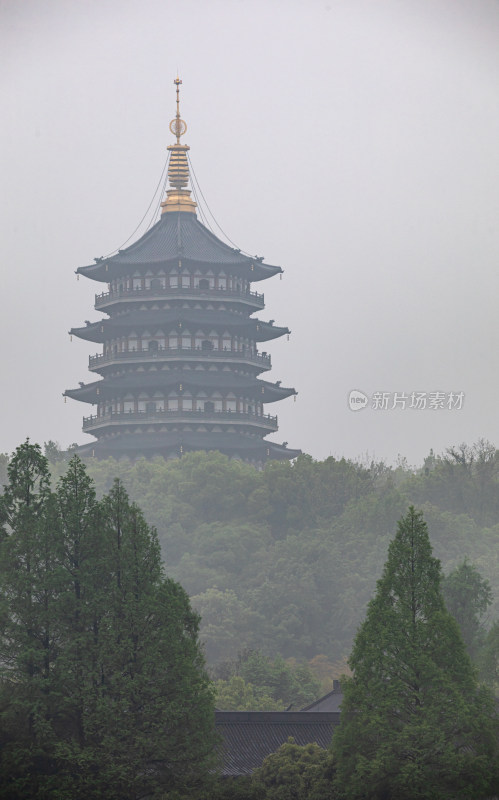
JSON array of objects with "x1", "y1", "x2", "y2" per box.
[{"x1": 215, "y1": 711, "x2": 340, "y2": 776}]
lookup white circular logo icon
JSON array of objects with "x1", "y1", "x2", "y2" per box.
[{"x1": 348, "y1": 390, "x2": 368, "y2": 411}]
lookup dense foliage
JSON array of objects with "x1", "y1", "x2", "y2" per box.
[
  {"x1": 0, "y1": 442, "x2": 215, "y2": 800},
  {"x1": 332, "y1": 507, "x2": 499, "y2": 800},
  {"x1": 35, "y1": 441, "x2": 499, "y2": 674},
  {"x1": 208, "y1": 739, "x2": 335, "y2": 800},
  {"x1": 253, "y1": 738, "x2": 335, "y2": 800},
  {"x1": 213, "y1": 649, "x2": 321, "y2": 710},
  {"x1": 442, "y1": 559, "x2": 492, "y2": 659}
]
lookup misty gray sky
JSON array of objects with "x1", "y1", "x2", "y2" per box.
[{"x1": 1, "y1": 0, "x2": 499, "y2": 466}]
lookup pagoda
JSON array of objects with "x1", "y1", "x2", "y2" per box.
[{"x1": 64, "y1": 79, "x2": 300, "y2": 465}]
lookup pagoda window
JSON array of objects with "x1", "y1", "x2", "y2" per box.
[
  {"x1": 181, "y1": 275, "x2": 191, "y2": 289},
  {"x1": 168, "y1": 396, "x2": 179, "y2": 411},
  {"x1": 123, "y1": 400, "x2": 134, "y2": 413},
  {"x1": 222, "y1": 337, "x2": 231, "y2": 350},
  {"x1": 201, "y1": 339, "x2": 213, "y2": 352},
  {"x1": 128, "y1": 339, "x2": 138, "y2": 351},
  {"x1": 132, "y1": 278, "x2": 142, "y2": 290},
  {"x1": 137, "y1": 400, "x2": 146, "y2": 412},
  {"x1": 169, "y1": 335, "x2": 178, "y2": 349},
  {"x1": 226, "y1": 397, "x2": 237, "y2": 412},
  {"x1": 214, "y1": 399, "x2": 223, "y2": 412},
  {"x1": 196, "y1": 393, "x2": 207, "y2": 411},
  {"x1": 182, "y1": 396, "x2": 193, "y2": 411},
  {"x1": 170, "y1": 275, "x2": 178, "y2": 288},
  {"x1": 218, "y1": 276, "x2": 227, "y2": 290}
]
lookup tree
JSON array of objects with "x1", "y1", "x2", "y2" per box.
[
  {"x1": 213, "y1": 649, "x2": 321, "y2": 710},
  {"x1": 0, "y1": 444, "x2": 216, "y2": 799},
  {"x1": 214, "y1": 675, "x2": 283, "y2": 711},
  {"x1": 43, "y1": 440, "x2": 65, "y2": 464},
  {"x1": 0, "y1": 441, "x2": 68, "y2": 797},
  {"x1": 332, "y1": 506, "x2": 499, "y2": 800},
  {"x1": 252, "y1": 738, "x2": 335, "y2": 800},
  {"x1": 479, "y1": 620, "x2": 499, "y2": 691},
  {"x1": 442, "y1": 560, "x2": 492, "y2": 660}
]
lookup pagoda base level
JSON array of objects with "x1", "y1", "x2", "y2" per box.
[{"x1": 75, "y1": 431, "x2": 301, "y2": 463}]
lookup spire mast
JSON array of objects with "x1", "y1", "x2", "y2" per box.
[
  {"x1": 161, "y1": 76, "x2": 197, "y2": 215},
  {"x1": 174, "y1": 76, "x2": 182, "y2": 144}
]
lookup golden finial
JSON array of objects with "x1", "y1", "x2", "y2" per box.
[
  {"x1": 170, "y1": 76, "x2": 187, "y2": 144},
  {"x1": 161, "y1": 76, "x2": 197, "y2": 215}
]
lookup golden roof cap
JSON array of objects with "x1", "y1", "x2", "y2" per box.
[{"x1": 161, "y1": 77, "x2": 197, "y2": 215}]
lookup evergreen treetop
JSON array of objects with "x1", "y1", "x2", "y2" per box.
[{"x1": 333, "y1": 506, "x2": 499, "y2": 800}]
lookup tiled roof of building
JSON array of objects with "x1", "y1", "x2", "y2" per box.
[
  {"x1": 301, "y1": 682, "x2": 343, "y2": 712},
  {"x1": 77, "y1": 432, "x2": 301, "y2": 461},
  {"x1": 70, "y1": 310, "x2": 288, "y2": 344},
  {"x1": 77, "y1": 213, "x2": 282, "y2": 283},
  {"x1": 65, "y1": 371, "x2": 296, "y2": 404},
  {"x1": 215, "y1": 711, "x2": 340, "y2": 776}
]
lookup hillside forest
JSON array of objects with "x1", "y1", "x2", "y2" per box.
[{"x1": 2, "y1": 439, "x2": 499, "y2": 704}]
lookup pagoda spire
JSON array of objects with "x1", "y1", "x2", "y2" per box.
[{"x1": 161, "y1": 76, "x2": 197, "y2": 215}]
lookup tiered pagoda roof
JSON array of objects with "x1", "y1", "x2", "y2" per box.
[
  {"x1": 65, "y1": 78, "x2": 300, "y2": 465},
  {"x1": 77, "y1": 213, "x2": 282, "y2": 282}
]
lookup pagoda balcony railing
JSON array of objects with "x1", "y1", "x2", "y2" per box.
[
  {"x1": 89, "y1": 346, "x2": 271, "y2": 370},
  {"x1": 82, "y1": 409, "x2": 278, "y2": 432},
  {"x1": 94, "y1": 285, "x2": 265, "y2": 309}
]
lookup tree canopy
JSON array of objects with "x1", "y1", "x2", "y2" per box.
[
  {"x1": 332, "y1": 506, "x2": 499, "y2": 800},
  {"x1": 213, "y1": 649, "x2": 321, "y2": 710},
  {"x1": 442, "y1": 559, "x2": 492, "y2": 658},
  {"x1": 0, "y1": 441, "x2": 215, "y2": 800},
  {"x1": 4, "y1": 442, "x2": 499, "y2": 683}
]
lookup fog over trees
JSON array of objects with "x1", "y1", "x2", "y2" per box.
[
  {"x1": 4, "y1": 439, "x2": 499, "y2": 696},
  {"x1": 3, "y1": 440, "x2": 499, "y2": 797}
]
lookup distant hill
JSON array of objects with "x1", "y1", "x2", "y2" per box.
[{"x1": 32, "y1": 440, "x2": 499, "y2": 668}]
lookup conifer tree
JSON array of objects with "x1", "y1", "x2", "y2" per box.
[
  {"x1": 0, "y1": 441, "x2": 66, "y2": 797},
  {"x1": 332, "y1": 506, "x2": 499, "y2": 800},
  {"x1": 442, "y1": 559, "x2": 492, "y2": 660},
  {"x1": 0, "y1": 445, "x2": 215, "y2": 799}
]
